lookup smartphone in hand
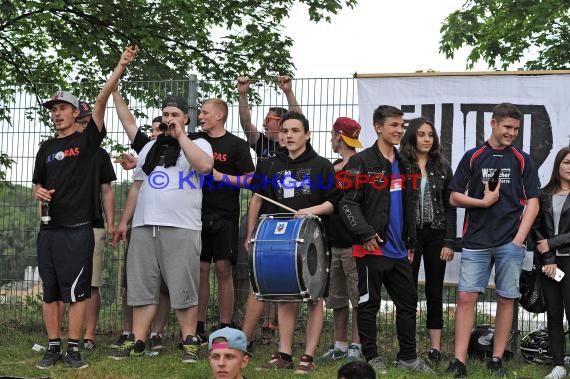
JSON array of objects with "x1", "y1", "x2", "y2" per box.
[
  {"x1": 543, "y1": 266, "x2": 565, "y2": 282},
  {"x1": 554, "y1": 268, "x2": 565, "y2": 282}
]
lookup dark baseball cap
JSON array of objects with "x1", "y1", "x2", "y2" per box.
[{"x1": 162, "y1": 95, "x2": 188, "y2": 114}]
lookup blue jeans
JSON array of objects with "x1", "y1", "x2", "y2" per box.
[{"x1": 458, "y1": 241, "x2": 525, "y2": 298}]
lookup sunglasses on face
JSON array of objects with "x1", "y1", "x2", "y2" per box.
[{"x1": 264, "y1": 115, "x2": 281, "y2": 124}]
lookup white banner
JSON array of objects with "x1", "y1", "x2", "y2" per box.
[{"x1": 357, "y1": 72, "x2": 570, "y2": 284}]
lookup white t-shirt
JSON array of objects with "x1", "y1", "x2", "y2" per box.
[{"x1": 132, "y1": 138, "x2": 212, "y2": 230}]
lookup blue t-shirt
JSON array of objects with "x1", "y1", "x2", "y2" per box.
[
  {"x1": 381, "y1": 159, "x2": 407, "y2": 258},
  {"x1": 449, "y1": 141, "x2": 541, "y2": 249}
]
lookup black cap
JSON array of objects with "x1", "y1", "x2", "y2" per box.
[{"x1": 161, "y1": 95, "x2": 188, "y2": 114}]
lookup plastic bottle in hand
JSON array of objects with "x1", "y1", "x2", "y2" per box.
[{"x1": 488, "y1": 168, "x2": 502, "y2": 191}]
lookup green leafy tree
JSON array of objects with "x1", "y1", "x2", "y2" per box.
[
  {"x1": 0, "y1": 184, "x2": 38, "y2": 284},
  {"x1": 440, "y1": 0, "x2": 570, "y2": 70},
  {"x1": 0, "y1": 0, "x2": 358, "y2": 177},
  {"x1": 0, "y1": 0, "x2": 357, "y2": 103}
]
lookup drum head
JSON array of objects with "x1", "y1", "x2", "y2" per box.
[
  {"x1": 297, "y1": 217, "x2": 327, "y2": 300},
  {"x1": 249, "y1": 215, "x2": 328, "y2": 302}
]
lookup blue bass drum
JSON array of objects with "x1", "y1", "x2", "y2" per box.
[{"x1": 248, "y1": 215, "x2": 328, "y2": 302}]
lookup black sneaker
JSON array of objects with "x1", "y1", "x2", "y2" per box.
[
  {"x1": 149, "y1": 334, "x2": 163, "y2": 350},
  {"x1": 36, "y1": 348, "x2": 62, "y2": 369},
  {"x1": 230, "y1": 321, "x2": 242, "y2": 330},
  {"x1": 487, "y1": 356, "x2": 506, "y2": 377},
  {"x1": 196, "y1": 330, "x2": 209, "y2": 346},
  {"x1": 111, "y1": 333, "x2": 133, "y2": 349},
  {"x1": 181, "y1": 335, "x2": 200, "y2": 363},
  {"x1": 445, "y1": 357, "x2": 467, "y2": 378},
  {"x1": 108, "y1": 339, "x2": 145, "y2": 360},
  {"x1": 427, "y1": 348, "x2": 443, "y2": 366},
  {"x1": 64, "y1": 347, "x2": 88, "y2": 369}
]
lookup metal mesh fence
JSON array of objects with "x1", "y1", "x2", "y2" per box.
[{"x1": 0, "y1": 77, "x2": 546, "y2": 349}]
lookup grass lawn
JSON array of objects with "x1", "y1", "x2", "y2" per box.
[{"x1": 0, "y1": 321, "x2": 552, "y2": 378}]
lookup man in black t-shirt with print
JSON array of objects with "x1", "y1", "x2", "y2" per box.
[
  {"x1": 32, "y1": 46, "x2": 137, "y2": 370},
  {"x1": 195, "y1": 98, "x2": 255, "y2": 341}
]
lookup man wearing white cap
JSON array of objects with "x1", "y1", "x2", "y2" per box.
[
  {"x1": 33, "y1": 46, "x2": 138, "y2": 370},
  {"x1": 209, "y1": 327, "x2": 251, "y2": 379}
]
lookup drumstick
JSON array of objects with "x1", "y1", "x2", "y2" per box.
[{"x1": 255, "y1": 193, "x2": 297, "y2": 213}]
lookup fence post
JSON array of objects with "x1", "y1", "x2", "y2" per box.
[
  {"x1": 187, "y1": 74, "x2": 198, "y2": 132},
  {"x1": 511, "y1": 302, "x2": 520, "y2": 357}
]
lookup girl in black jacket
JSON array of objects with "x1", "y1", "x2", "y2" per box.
[
  {"x1": 532, "y1": 146, "x2": 570, "y2": 379},
  {"x1": 400, "y1": 117, "x2": 457, "y2": 365}
]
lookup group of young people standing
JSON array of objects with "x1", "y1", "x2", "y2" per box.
[{"x1": 30, "y1": 45, "x2": 570, "y2": 379}]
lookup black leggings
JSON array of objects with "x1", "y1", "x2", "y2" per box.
[
  {"x1": 411, "y1": 227, "x2": 446, "y2": 330},
  {"x1": 541, "y1": 255, "x2": 570, "y2": 366}
]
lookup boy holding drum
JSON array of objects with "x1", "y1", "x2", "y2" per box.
[{"x1": 244, "y1": 111, "x2": 339, "y2": 374}]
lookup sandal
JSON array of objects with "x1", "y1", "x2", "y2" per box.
[{"x1": 83, "y1": 339, "x2": 96, "y2": 350}]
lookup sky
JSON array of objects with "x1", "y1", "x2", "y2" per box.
[{"x1": 284, "y1": 0, "x2": 514, "y2": 77}]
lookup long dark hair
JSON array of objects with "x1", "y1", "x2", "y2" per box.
[
  {"x1": 542, "y1": 146, "x2": 570, "y2": 195},
  {"x1": 400, "y1": 117, "x2": 447, "y2": 176}
]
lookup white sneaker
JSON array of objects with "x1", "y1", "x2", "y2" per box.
[
  {"x1": 545, "y1": 366, "x2": 567, "y2": 379},
  {"x1": 319, "y1": 344, "x2": 347, "y2": 361}
]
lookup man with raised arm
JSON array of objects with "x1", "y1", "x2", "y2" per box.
[
  {"x1": 110, "y1": 95, "x2": 214, "y2": 363},
  {"x1": 110, "y1": 90, "x2": 171, "y2": 351},
  {"x1": 33, "y1": 46, "x2": 138, "y2": 370},
  {"x1": 237, "y1": 75, "x2": 301, "y2": 158}
]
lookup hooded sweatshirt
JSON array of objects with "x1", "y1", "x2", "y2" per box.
[{"x1": 250, "y1": 143, "x2": 339, "y2": 215}]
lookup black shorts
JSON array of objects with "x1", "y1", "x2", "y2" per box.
[
  {"x1": 37, "y1": 225, "x2": 94, "y2": 303},
  {"x1": 232, "y1": 216, "x2": 249, "y2": 280},
  {"x1": 200, "y1": 214, "x2": 238, "y2": 264}
]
